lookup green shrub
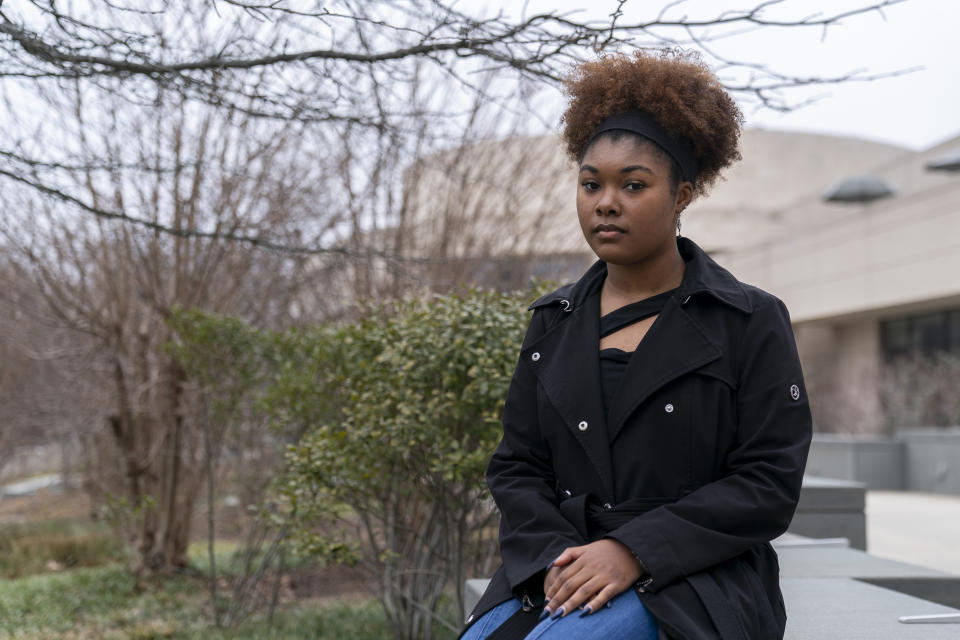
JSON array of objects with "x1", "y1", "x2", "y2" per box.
[
  {"x1": 170, "y1": 285, "x2": 546, "y2": 640},
  {"x1": 277, "y1": 287, "x2": 540, "y2": 640}
]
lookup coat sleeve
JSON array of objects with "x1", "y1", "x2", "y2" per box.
[
  {"x1": 486, "y1": 308, "x2": 587, "y2": 593},
  {"x1": 605, "y1": 295, "x2": 812, "y2": 592}
]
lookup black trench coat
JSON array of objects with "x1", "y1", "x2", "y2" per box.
[{"x1": 464, "y1": 238, "x2": 812, "y2": 640}]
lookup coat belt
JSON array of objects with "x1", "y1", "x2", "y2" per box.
[
  {"x1": 558, "y1": 494, "x2": 749, "y2": 640},
  {"x1": 558, "y1": 493, "x2": 678, "y2": 540}
]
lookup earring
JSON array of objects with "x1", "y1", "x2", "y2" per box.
[{"x1": 676, "y1": 216, "x2": 682, "y2": 237}]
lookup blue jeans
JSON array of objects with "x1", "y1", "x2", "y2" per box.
[{"x1": 461, "y1": 589, "x2": 659, "y2": 640}]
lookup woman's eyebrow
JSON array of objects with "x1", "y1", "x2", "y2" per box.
[{"x1": 578, "y1": 164, "x2": 654, "y2": 175}]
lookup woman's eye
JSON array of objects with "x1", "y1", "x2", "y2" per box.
[
  {"x1": 625, "y1": 182, "x2": 646, "y2": 191},
  {"x1": 581, "y1": 180, "x2": 599, "y2": 191}
]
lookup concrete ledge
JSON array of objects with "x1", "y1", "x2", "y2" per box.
[
  {"x1": 465, "y1": 574, "x2": 960, "y2": 638},
  {"x1": 774, "y1": 532, "x2": 850, "y2": 548},
  {"x1": 466, "y1": 538, "x2": 960, "y2": 637},
  {"x1": 782, "y1": 578, "x2": 960, "y2": 639},
  {"x1": 465, "y1": 578, "x2": 489, "y2": 618},
  {"x1": 777, "y1": 545, "x2": 948, "y2": 579},
  {"x1": 859, "y1": 577, "x2": 960, "y2": 610},
  {"x1": 797, "y1": 476, "x2": 866, "y2": 510},
  {"x1": 788, "y1": 476, "x2": 867, "y2": 549}
]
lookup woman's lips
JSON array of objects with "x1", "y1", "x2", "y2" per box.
[{"x1": 593, "y1": 224, "x2": 625, "y2": 239}]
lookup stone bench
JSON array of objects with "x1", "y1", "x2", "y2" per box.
[
  {"x1": 781, "y1": 577, "x2": 960, "y2": 638},
  {"x1": 464, "y1": 478, "x2": 960, "y2": 635},
  {"x1": 465, "y1": 538, "x2": 960, "y2": 637}
]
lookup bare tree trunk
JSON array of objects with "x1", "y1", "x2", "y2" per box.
[{"x1": 203, "y1": 405, "x2": 222, "y2": 626}]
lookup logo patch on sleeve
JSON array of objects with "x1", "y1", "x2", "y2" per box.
[{"x1": 790, "y1": 384, "x2": 801, "y2": 401}]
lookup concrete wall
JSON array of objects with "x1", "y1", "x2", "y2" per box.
[
  {"x1": 900, "y1": 428, "x2": 960, "y2": 494},
  {"x1": 807, "y1": 430, "x2": 960, "y2": 494},
  {"x1": 806, "y1": 435, "x2": 905, "y2": 490}
]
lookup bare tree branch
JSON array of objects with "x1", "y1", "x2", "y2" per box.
[
  {"x1": 0, "y1": 2, "x2": 907, "y2": 82},
  {"x1": 0, "y1": 0, "x2": 914, "y2": 254}
]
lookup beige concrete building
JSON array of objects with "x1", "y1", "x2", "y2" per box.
[
  {"x1": 401, "y1": 129, "x2": 960, "y2": 432},
  {"x1": 397, "y1": 134, "x2": 589, "y2": 290},
  {"x1": 721, "y1": 133, "x2": 960, "y2": 433}
]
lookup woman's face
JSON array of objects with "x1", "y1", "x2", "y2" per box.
[{"x1": 577, "y1": 136, "x2": 692, "y2": 267}]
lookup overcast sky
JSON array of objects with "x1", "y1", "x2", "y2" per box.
[{"x1": 483, "y1": 0, "x2": 959, "y2": 151}]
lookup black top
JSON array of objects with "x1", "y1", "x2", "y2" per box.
[{"x1": 598, "y1": 288, "x2": 677, "y2": 419}]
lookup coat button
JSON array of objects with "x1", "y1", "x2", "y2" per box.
[
  {"x1": 531, "y1": 352, "x2": 541, "y2": 362},
  {"x1": 603, "y1": 502, "x2": 613, "y2": 510},
  {"x1": 664, "y1": 403, "x2": 674, "y2": 413},
  {"x1": 578, "y1": 420, "x2": 588, "y2": 431}
]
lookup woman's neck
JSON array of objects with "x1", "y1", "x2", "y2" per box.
[{"x1": 602, "y1": 247, "x2": 685, "y2": 306}]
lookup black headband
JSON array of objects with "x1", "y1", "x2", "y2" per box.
[{"x1": 587, "y1": 110, "x2": 698, "y2": 183}]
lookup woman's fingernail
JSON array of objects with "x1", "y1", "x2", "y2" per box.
[
  {"x1": 550, "y1": 607, "x2": 565, "y2": 619},
  {"x1": 579, "y1": 606, "x2": 592, "y2": 617},
  {"x1": 539, "y1": 608, "x2": 551, "y2": 621},
  {"x1": 544, "y1": 596, "x2": 550, "y2": 603}
]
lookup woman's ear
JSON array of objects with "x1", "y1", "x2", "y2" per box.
[{"x1": 675, "y1": 181, "x2": 693, "y2": 214}]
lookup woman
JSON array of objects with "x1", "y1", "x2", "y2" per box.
[{"x1": 461, "y1": 50, "x2": 812, "y2": 640}]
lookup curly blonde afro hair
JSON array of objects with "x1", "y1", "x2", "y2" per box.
[{"x1": 561, "y1": 49, "x2": 743, "y2": 199}]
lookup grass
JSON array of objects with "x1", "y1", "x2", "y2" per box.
[
  {"x1": 0, "y1": 518, "x2": 455, "y2": 639},
  {"x1": 0, "y1": 563, "x2": 395, "y2": 639},
  {"x1": 169, "y1": 600, "x2": 391, "y2": 640},
  {"x1": 184, "y1": 538, "x2": 323, "y2": 580},
  {"x1": 0, "y1": 519, "x2": 126, "y2": 578},
  {"x1": 185, "y1": 539, "x2": 242, "y2": 575},
  {"x1": 0, "y1": 564, "x2": 193, "y2": 638}
]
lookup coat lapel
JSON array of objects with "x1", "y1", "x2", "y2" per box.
[
  {"x1": 606, "y1": 300, "x2": 723, "y2": 442},
  {"x1": 517, "y1": 239, "x2": 747, "y2": 494},
  {"x1": 521, "y1": 291, "x2": 615, "y2": 496}
]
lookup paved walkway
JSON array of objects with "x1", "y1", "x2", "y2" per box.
[{"x1": 867, "y1": 491, "x2": 960, "y2": 575}]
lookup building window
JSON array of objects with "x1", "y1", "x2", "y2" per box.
[{"x1": 881, "y1": 308, "x2": 960, "y2": 361}]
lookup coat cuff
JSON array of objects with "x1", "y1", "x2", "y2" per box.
[
  {"x1": 605, "y1": 519, "x2": 685, "y2": 593},
  {"x1": 503, "y1": 535, "x2": 579, "y2": 593}
]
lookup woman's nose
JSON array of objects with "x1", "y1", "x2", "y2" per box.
[{"x1": 595, "y1": 187, "x2": 619, "y2": 215}]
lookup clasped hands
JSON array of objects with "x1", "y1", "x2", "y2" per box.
[{"x1": 542, "y1": 538, "x2": 644, "y2": 619}]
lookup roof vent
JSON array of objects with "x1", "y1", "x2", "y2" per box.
[
  {"x1": 822, "y1": 174, "x2": 897, "y2": 203},
  {"x1": 926, "y1": 147, "x2": 960, "y2": 172}
]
